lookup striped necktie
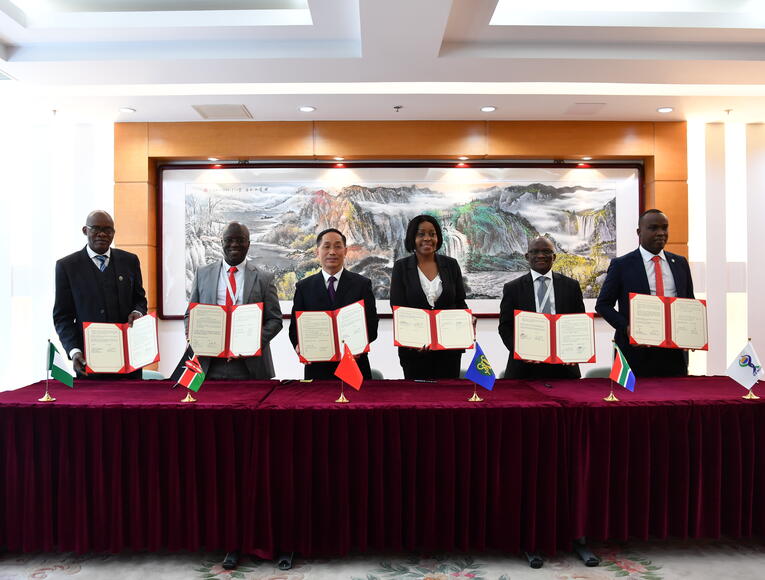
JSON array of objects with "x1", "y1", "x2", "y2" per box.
[{"x1": 95, "y1": 254, "x2": 107, "y2": 272}]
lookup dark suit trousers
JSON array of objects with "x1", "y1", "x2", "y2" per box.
[
  {"x1": 621, "y1": 343, "x2": 688, "y2": 377},
  {"x1": 398, "y1": 348, "x2": 462, "y2": 380}
]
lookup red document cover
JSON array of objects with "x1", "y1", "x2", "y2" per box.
[
  {"x1": 512, "y1": 310, "x2": 596, "y2": 364},
  {"x1": 295, "y1": 299, "x2": 370, "y2": 363},
  {"x1": 628, "y1": 293, "x2": 708, "y2": 350},
  {"x1": 188, "y1": 302, "x2": 264, "y2": 358},
  {"x1": 392, "y1": 306, "x2": 474, "y2": 351},
  {"x1": 83, "y1": 311, "x2": 160, "y2": 374}
]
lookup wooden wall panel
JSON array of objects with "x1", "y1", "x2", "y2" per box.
[
  {"x1": 148, "y1": 122, "x2": 314, "y2": 158},
  {"x1": 487, "y1": 121, "x2": 655, "y2": 158},
  {"x1": 114, "y1": 182, "x2": 157, "y2": 247},
  {"x1": 114, "y1": 123, "x2": 149, "y2": 182},
  {"x1": 654, "y1": 122, "x2": 688, "y2": 181},
  {"x1": 314, "y1": 121, "x2": 486, "y2": 158},
  {"x1": 117, "y1": 245, "x2": 157, "y2": 310}
]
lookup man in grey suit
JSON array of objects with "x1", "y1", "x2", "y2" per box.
[{"x1": 187, "y1": 221, "x2": 282, "y2": 381}]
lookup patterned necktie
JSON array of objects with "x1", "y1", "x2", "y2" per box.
[
  {"x1": 537, "y1": 276, "x2": 552, "y2": 314},
  {"x1": 651, "y1": 255, "x2": 664, "y2": 296},
  {"x1": 328, "y1": 276, "x2": 337, "y2": 303},
  {"x1": 95, "y1": 254, "x2": 107, "y2": 272},
  {"x1": 226, "y1": 266, "x2": 237, "y2": 306}
]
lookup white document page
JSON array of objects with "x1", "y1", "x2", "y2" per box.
[
  {"x1": 393, "y1": 307, "x2": 432, "y2": 348},
  {"x1": 126, "y1": 314, "x2": 158, "y2": 369},
  {"x1": 297, "y1": 311, "x2": 337, "y2": 362},
  {"x1": 434, "y1": 309, "x2": 474, "y2": 350},
  {"x1": 336, "y1": 302, "x2": 369, "y2": 356},
  {"x1": 670, "y1": 298, "x2": 708, "y2": 350},
  {"x1": 188, "y1": 304, "x2": 227, "y2": 357},
  {"x1": 629, "y1": 294, "x2": 666, "y2": 346},
  {"x1": 514, "y1": 311, "x2": 551, "y2": 362},
  {"x1": 555, "y1": 313, "x2": 595, "y2": 363},
  {"x1": 84, "y1": 323, "x2": 125, "y2": 373},
  {"x1": 230, "y1": 303, "x2": 263, "y2": 356}
]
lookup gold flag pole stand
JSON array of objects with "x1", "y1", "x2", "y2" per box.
[
  {"x1": 468, "y1": 383, "x2": 484, "y2": 403},
  {"x1": 181, "y1": 389, "x2": 197, "y2": 403},
  {"x1": 335, "y1": 380, "x2": 350, "y2": 404},
  {"x1": 39, "y1": 342, "x2": 56, "y2": 402},
  {"x1": 603, "y1": 379, "x2": 619, "y2": 402},
  {"x1": 743, "y1": 385, "x2": 760, "y2": 400}
]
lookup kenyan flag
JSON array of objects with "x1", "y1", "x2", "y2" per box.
[{"x1": 177, "y1": 355, "x2": 206, "y2": 392}]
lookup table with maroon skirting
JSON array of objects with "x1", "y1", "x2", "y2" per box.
[{"x1": 1, "y1": 377, "x2": 762, "y2": 558}]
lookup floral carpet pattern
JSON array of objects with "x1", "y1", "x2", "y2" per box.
[{"x1": 1, "y1": 540, "x2": 763, "y2": 580}]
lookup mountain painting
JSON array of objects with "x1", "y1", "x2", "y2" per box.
[{"x1": 182, "y1": 167, "x2": 633, "y2": 303}]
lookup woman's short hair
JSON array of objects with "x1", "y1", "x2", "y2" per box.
[{"x1": 404, "y1": 214, "x2": 443, "y2": 253}]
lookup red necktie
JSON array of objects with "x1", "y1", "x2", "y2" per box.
[
  {"x1": 651, "y1": 256, "x2": 664, "y2": 296},
  {"x1": 226, "y1": 266, "x2": 237, "y2": 306}
]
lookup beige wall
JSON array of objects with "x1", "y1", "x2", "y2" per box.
[{"x1": 114, "y1": 120, "x2": 688, "y2": 311}]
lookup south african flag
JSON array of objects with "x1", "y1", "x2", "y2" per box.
[{"x1": 610, "y1": 344, "x2": 636, "y2": 392}]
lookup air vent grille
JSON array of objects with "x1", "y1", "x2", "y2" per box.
[{"x1": 192, "y1": 104, "x2": 253, "y2": 120}]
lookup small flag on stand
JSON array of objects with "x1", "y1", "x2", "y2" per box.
[
  {"x1": 48, "y1": 342, "x2": 74, "y2": 387},
  {"x1": 334, "y1": 344, "x2": 363, "y2": 390},
  {"x1": 176, "y1": 355, "x2": 206, "y2": 392},
  {"x1": 727, "y1": 341, "x2": 763, "y2": 390},
  {"x1": 610, "y1": 344, "x2": 636, "y2": 392},
  {"x1": 464, "y1": 343, "x2": 496, "y2": 391}
]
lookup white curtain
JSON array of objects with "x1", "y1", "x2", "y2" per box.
[{"x1": 0, "y1": 116, "x2": 114, "y2": 391}]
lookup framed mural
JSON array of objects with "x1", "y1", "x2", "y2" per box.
[{"x1": 159, "y1": 163, "x2": 641, "y2": 318}]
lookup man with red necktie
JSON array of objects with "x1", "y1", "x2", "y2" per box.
[
  {"x1": 596, "y1": 209, "x2": 695, "y2": 377},
  {"x1": 186, "y1": 221, "x2": 283, "y2": 381}
]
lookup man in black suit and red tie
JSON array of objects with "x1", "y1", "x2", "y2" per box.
[
  {"x1": 289, "y1": 228, "x2": 379, "y2": 379},
  {"x1": 596, "y1": 209, "x2": 695, "y2": 377},
  {"x1": 499, "y1": 236, "x2": 586, "y2": 379},
  {"x1": 53, "y1": 210, "x2": 147, "y2": 378}
]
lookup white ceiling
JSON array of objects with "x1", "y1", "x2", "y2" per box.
[{"x1": 1, "y1": 0, "x2": 765, "y2": 123}]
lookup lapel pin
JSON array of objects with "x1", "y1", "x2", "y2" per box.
[{"x1": 118, "y1": 275, "x2": 124, "y2": 281}]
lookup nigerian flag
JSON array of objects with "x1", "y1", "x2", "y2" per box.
[{"x1": 48, "y1": 342, "x2": 74, "y2": 387}]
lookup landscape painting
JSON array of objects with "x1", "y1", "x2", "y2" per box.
[{"x1": 168, "y1": 165, "x2": 638, "y2": 317}]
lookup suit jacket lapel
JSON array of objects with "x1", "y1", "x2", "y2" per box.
[
  {"x1": 203, "y1": 261, "x2": 223, "y2": 304},
  {"x1": 405, "y1": 254, "x2": 430, "y2": 308},
  {"x1": 311, "y1": 272, "x2": 333, "y2": 310},
  {"x1": 242, "y1": 262, "x2": 257, "y2": 303},
  {"x1": 521, "y1": 272, "x2": 537, "y2": 312},
  {"x1": 110, "y1": 250, "x2": 128, "y2": 314},
  {"x1": 665, "y1": 252, "x2": 686, "y2": 297},
  {"x1": 433, "y1": 254, "x2": 453, "y2": 309},
  {"x1": 631, "y1": 249, "x2": 651, "y2": 294},
  {"x1": 333, "y1": 271, "x2": 351, "y2": 308}
]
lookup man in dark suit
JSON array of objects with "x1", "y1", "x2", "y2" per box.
[
  {"x1": 53, "y1": 210, "x2": 147, "y2": 377},
  {"x1": 187, "y1": 221, "x2": 283, "y2": 381},
  {"x1": 595, "y1": 209, "x2": 694, "y2": 377},
  {"x1": 289, "y1": 228, "x2": 379, "y2": 379},
  {"x1": 499, "y1": 236, "x2": 585, "y2": 379}
]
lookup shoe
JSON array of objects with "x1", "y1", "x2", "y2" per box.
[
  {"x1": 222, "y1": 550, "x2": 240, "y2": 570},
  {"x1": 277, "y1": 552, "x2": 294, "y2": 570}
]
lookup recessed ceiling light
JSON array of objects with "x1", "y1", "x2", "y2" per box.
[
  {"x1": 657, "y1": 107, "x2": 674, "y2": 114},
  {"x1": 480, "y1": 106, "x2": 497, "y2": 112},
  {"x1": 334, "y1": 156, "x2": 344, "y2": 161},
  {"x1": 334, "y1": 163, "x2": 345, "y2": 168},
  {"x1": 581, "y1": 156, "x2": 592, "y2": 161},
  {"x1": 458, "y1": 156, "x2": 469, "y2": 161},
  {"x1": 208, "y1": 157, "x2": 219, "y2": 161},
  {"x1": 299, "y1": 106, "x2": 316, "y2": 113},
  {"x1": 119, "y1": 107, "x2": 136, "y2": 113}
]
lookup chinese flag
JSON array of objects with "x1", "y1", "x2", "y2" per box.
[{"x1": 334, "y1": 344, "x2": 363, "y2": 390}]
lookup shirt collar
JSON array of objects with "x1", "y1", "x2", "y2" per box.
[
  {"x1": 86, "y1": 245, "x2": 111, "y2": 259},
  {"x1": 322, "y1": 268, "x2": 343, "y2": 284},
  {"x1": 530, "y1": 268, "x2": 553, "y2": 282},
  {"x1": 639, "y1": 245, "x2": 667, "y2": 262}
]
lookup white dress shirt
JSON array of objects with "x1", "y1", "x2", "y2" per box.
[
  {"x1": 86, "y1": 245, "x2": 111, "y2": 269},
  {"x1": 639, "y1": 245, "x2": 677, "y2": 297},
  {"x1": 417, "y1": 267, "x2": 442, "y2": 308},
  {"x1": 216, "y1": 258, "x2": 247, "y2": 305},
  {"x1": 321, "y1": 267, "x2": 344, "y2": 290},
  {"x1": 530, "y1": 269, "x2": 556, "y2": 314}
]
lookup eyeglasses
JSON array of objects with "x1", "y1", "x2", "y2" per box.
[
  {"x1": 528, "y1": 249, "x2": 554, "y2": 256},
  {"x1": 85, "y1": 225, "x2": 115, "y2": 235},
  {"x1": 223, "y1": 237, "x2": 248, "y2": 244}
]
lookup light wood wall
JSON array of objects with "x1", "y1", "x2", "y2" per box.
[{"x1": 114, "y1": 120, "x2": 688, "y2": 310}]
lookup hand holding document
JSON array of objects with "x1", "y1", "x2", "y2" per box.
[
  {"x1": 295, "y1": 300, "x2": 369, "y2": 363},
  {"x1": 628, "y1": 293, "x2": 708, "y2": 350},
  {"x1": 513, "y1": 310, "x2": 595, "y2": 364},
  {"x1": 188, "y1": 302, "x2": 264, "y2": 358},
  {"x1": 393, "y1": 306, "x2": 474, "y2": 350},
  {"x1": 83, "y1": 312, "x2": 159, "y2": 373}
]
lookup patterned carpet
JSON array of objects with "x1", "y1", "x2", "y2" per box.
[{"x1": 2, "y1": 540, "x2": 764, "y2": 580}]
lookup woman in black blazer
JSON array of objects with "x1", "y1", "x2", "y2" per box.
[{"x1": 389, "y1": 215, "x2": 469, "y2": 379}]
